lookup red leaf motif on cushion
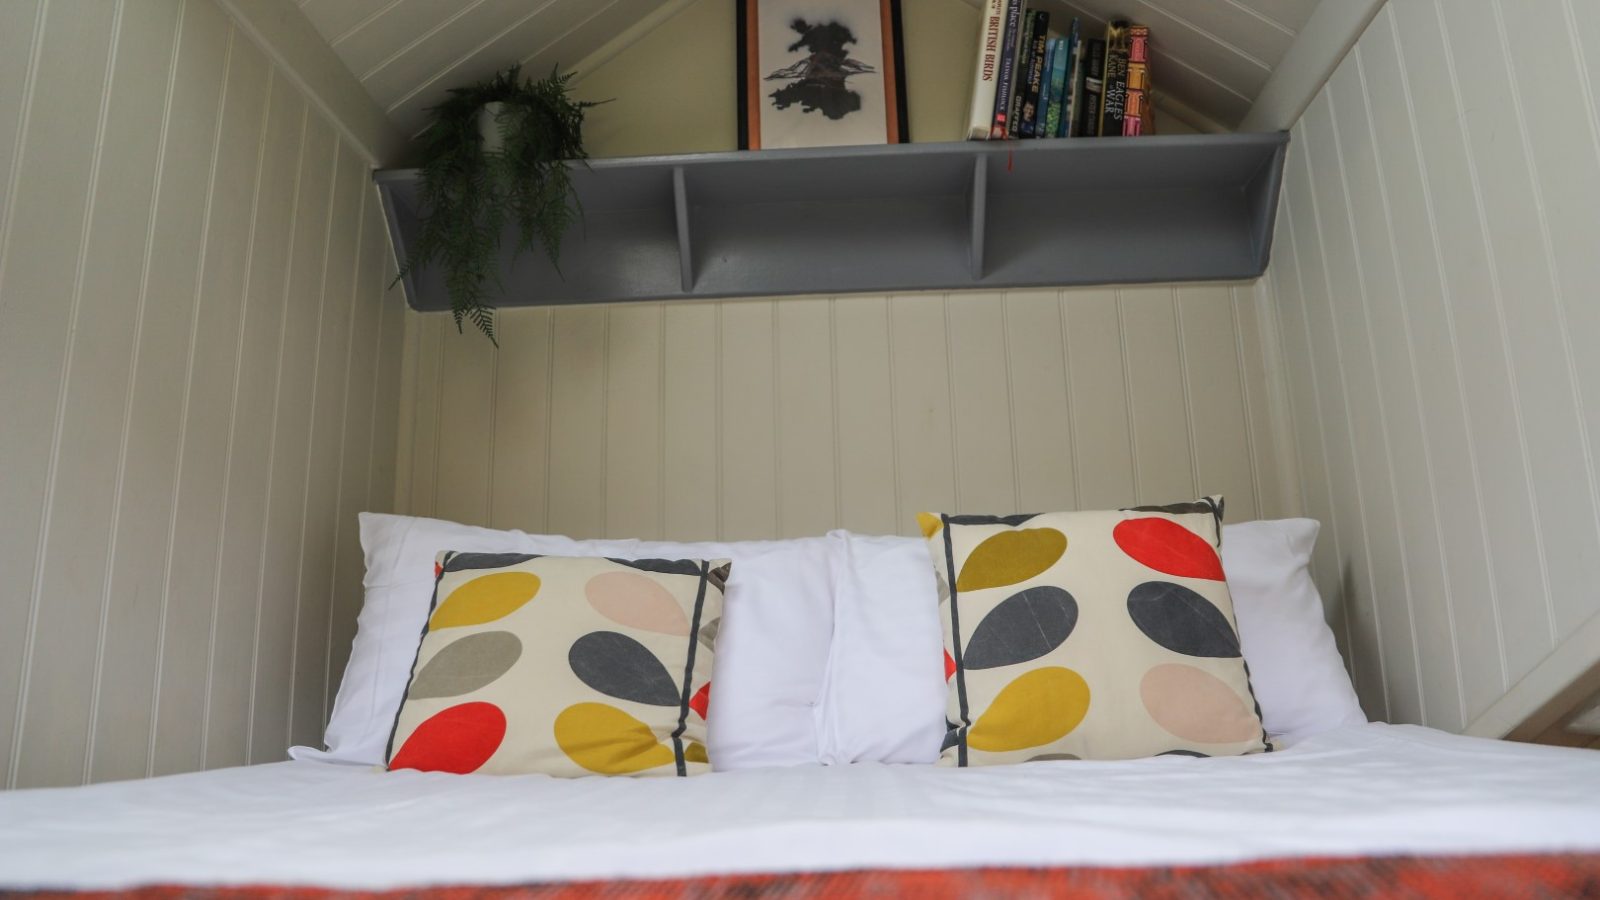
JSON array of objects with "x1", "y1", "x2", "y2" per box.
[{"x1": 1113, "y1": 518, "x2": 1225, "y2": 581}]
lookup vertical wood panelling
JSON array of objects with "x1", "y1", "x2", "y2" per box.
[
  {"x1": 1267, "y1": 190, "x2": 1354, "y2": 668},
  {"x1": 251, "y1": 113, "x2": 337, "y2": 764},
  {"x1": 946, "y1": 294, "x2": 1020, "y2": 514},
  {"x1": 545, "y1": 308, "x2": 608, "y2": 539},
  {"x1": 91, "y1": 0, "x2": 232, "y2": 784},
  {"x1": 488, "y1": 310, "x2": 552, "y2": 532},
  {"x1": 1305, "y1": 89, "x2": 1421, "y2": 726},
  {"x1": 774, "y1": 299, "x2": 838, "y2": 538},
  {"x1": 1268, "y1": 0, "x2": 1600, "y2": 734},
  {"x1": 0, "y1": 0, "x2": 405, "y2": 788},
  {"x1": 888, "y1": 295, "x2": 959, "y2": 528},
  {"x1": 321, "y1": 189, "x2": 391, "y2": 736},
  {"x1": 154, "y1": 25, "x2": 270, "y2": 777},
  {"x1": 1438, "y1": 0, "x2": 1596, "y2": 680},
  {"x1": 204, "y1": 68, "x2": 304, "y2": 771},
  {"x1": 1119, "y1": 287, "x2": 1199, "y2": 506},
  {"x1": 287, "y1": 142, "x2": 366, "y2": 751},
  {"x1": 431, "y1": 315, "x2": 495, "y2": 528},
  {"x1": 1329, "y1": 51, "x2": 1456, "y2": 731},
  {"x1": 661, "y1": 304, "x2": 719, "y2": 541},
  {"x1": 604, "y1": 305, "x2": 664, "y2": 541},
  {"x1": 1284, "y1": 116, "x2": 1390, "y2": 721},
  {"x1": 1062, "y1": 289, "x2": 1137, "y2": 509},
  {"x1": 4, "y1": 0, "x2": 123, "y2": 789},
  {"x1": 1232, "y1": 283, "x2": 1293, "y2": 522},
  {"x1": 1002, "y1": 291, "x2": 1077, "y2": 514},
  {"x1": 1177, "y1": 286, "x2": 1258, "y2": 522},
  {"x1": 830, "y1": 298, "x2": 899, "y2": 535},
  {"x1": 401, "y1": 284, "x2": 1285, "y2": 546},
  {"x1": 719, "y1": 302, "x2": 780, "y2": 540}
]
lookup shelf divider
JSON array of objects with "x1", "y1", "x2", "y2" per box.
[
  {"x1": 673, "y1": 166, "x2": 693, "y2": 294},
  {"x1": 968, "y1": 155, "x2": 987, "y2": 282}
]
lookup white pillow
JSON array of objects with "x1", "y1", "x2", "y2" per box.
[
  {"x1": 816, "y1": 532, "x2": 946, "y2": 764},
  {"x1": 818, "y1": 518, "x2": 1364, "y2": 764},
  {"x1": 292, "y1": 513, "x2": 837, "y2": 771},
  {"x1": 1222, "y1": 518, "x2": 1367, "y2": 743}
]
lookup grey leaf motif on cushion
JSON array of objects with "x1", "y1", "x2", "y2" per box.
[
  {"x1": 568, "y1": 631, "x2": 681, "y2": 706},
  {"x1": 407, "y1": 631, "x2": 523, "y2": 699},
  {"x1": 1126, "y1": 581, "x2": 1241, "y2": 658},
  {"x1": 962, "y1": 586, "x2": 1078, "y2": 670}
]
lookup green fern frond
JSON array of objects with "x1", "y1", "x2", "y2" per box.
[{"x1": 395, "y1": 64, "x2": 601, "y2": 342}]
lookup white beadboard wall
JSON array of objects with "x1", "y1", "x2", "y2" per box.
[
  {"x1": 0, "y1": 0, "x2": 405, "y2": 788},
  {"x1": 395, "y1": 286, "x2": 1293, "y2": 545},
  {"x1": 1266, "y1": 0, "x2": 1600, "y2": 734}
]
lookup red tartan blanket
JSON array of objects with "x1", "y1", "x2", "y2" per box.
[{"x1": 14, "y1": 854, "x2": 1600, "y2": 900}]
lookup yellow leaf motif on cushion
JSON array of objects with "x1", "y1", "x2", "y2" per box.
[
  {"x1": 428, "y1": 572, "x2": 540, "y2": 630},
  {"x1": 554, "y1": 702, "x2": 676, "y2": 775},
  {"x1": 955, "y1": 529, "x2": 1067, "y2": 592},
  {"x1": 968, "y1": 666, "x2": 1090, "y2": 752}
]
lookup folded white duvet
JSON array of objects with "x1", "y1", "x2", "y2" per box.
[{"x1": 2, "y1": 725, "x2": 1598, "y2": 891}]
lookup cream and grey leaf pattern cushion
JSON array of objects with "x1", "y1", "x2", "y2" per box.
[{"x1": 920, "y1": 497, "x2": 1271, "y2": 765}]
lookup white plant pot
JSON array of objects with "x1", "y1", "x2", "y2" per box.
[{"x1": 477, "y1": 101, "x2": 507, "y2": 155}]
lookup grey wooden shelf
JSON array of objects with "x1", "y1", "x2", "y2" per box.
[{"x1": 374, "y1": 132, "x2": 1288, "y2": 311}]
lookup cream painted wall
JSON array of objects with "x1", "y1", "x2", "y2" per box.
[
  {"x1": 396, "y1": 285, "x2": 1291, "y2": 542},
  {"x1": 0, "y1": 0, "x2": 404, "y2": 788},
  {"x1": 1266, "y1": 0, "x2": 1600, "y2": 735},
  {"x1": 570, "y1": 0, "x2": 1194, "y2": 156}
]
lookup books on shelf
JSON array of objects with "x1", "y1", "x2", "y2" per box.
[
  {"x1": 1076, "y1": 38, "x2": 1105, "y2": 138},
  {"x1": 964, "y1": 0, "x2": 1007, "y2": 140},
  {"x1": 965, "y1": 4, "x2": 1153, "y2": 141},
  {"x1": 1018, "y1": 10, "x2": 1050, "y2": 137},
  {"x1": 990, "y1": 0, "x2": 1025, "y2": 138},
  {"x1": 1124, "y1": 24, "x2": 1152, "y2": 136}
]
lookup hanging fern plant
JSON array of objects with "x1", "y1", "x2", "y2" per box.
[{"x1": 397, "y1": 65, "x2": 600, "y2": 343}]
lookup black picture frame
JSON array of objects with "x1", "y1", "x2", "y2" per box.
[{"x1": 737, "y1": 0, "x2": 909, "y2": 151}]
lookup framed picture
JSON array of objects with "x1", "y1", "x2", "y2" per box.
[{"x1": 737, "y1": 0, "x2": 909, "y2": 150}]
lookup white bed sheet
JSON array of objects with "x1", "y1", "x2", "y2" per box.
[{"x1": 2, "y1": 724, "x2": 1598, "y2": 891}]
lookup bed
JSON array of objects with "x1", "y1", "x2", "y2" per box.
[
  {"x1": 3, "y1": 724, "x2": 1599, "y2": 896},
  {"x1": 6, "y1": 512, "x2": 1600, "y2": 897}
]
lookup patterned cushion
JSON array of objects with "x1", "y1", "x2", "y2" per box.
[
  {"x1": 919, "y1": 497, "x2": 1270, "y2": 765},
  {"x1": 386, "y1": 552, "x2": 727, "y2": 777}
]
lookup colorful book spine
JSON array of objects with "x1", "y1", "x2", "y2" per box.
[
  {"x1": 1099, "y1": 21, "x2": 1131, "y2": 137},
  {"x1": 1037, "y1": 38, "x2": 1059, "y2": 138},
  {"x1": 1123, "y1": 24, "x2": 1150, "y2": 136},
  {"x1": 990, "y1": 0, "x2": 1025, "y2": 139},
  {"x1": 1046, "y1": 21, "x2": 1075, "y2": 138},
  {"x1": 965, "y1": 0, "x2": 1009, "y2": 140},
  {"x1": 1007, "y1": 10, "x2": 1039, "y2": 138},
  {"x1": 1076, "y1": 38, "x2": 1105, "y2": 138},
  {"x1": 1059, "y1": 25, "x2": 1081, "y2": 137},
  {"x1": 1018, "y1": 10, "x2": 1050, "y2": 137}
]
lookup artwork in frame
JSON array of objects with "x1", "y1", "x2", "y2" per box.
[{"x1": 737, "y1": 0, "x2": 910, "y2": 150}]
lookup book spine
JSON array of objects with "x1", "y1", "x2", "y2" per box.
[
  {"x1": 1059, "y1": 23, "x2": 1081, "y2": 137},
  {"x1": 1037, "y1": 38, "x2": 1058, "y2": 138},
  {"x1": 1045, "y1": 23, "x2": 1073, "y2": 138},
  {"x1": 1123, "y1": 24, "x2": 1150, "y2": 136},
  {"x1": 1018, "y1": 11, "x2": 1050, "y2": 137},
  {"x1": 1007, "y1": 10, "x2": 1039, "y2": 138},
  {"x1": 1099, "y1": 21, "x2": 1130, "y2": 137},
  {"x1": 990, "y1": 0, "x2": 1025, "y2": 139},
  {"x1": 965, "y1": 0, "x2": 1008, "y2": 140},
  {"x1": 1076, "y1": 38, "x2": 1105, "y2": 138}
]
